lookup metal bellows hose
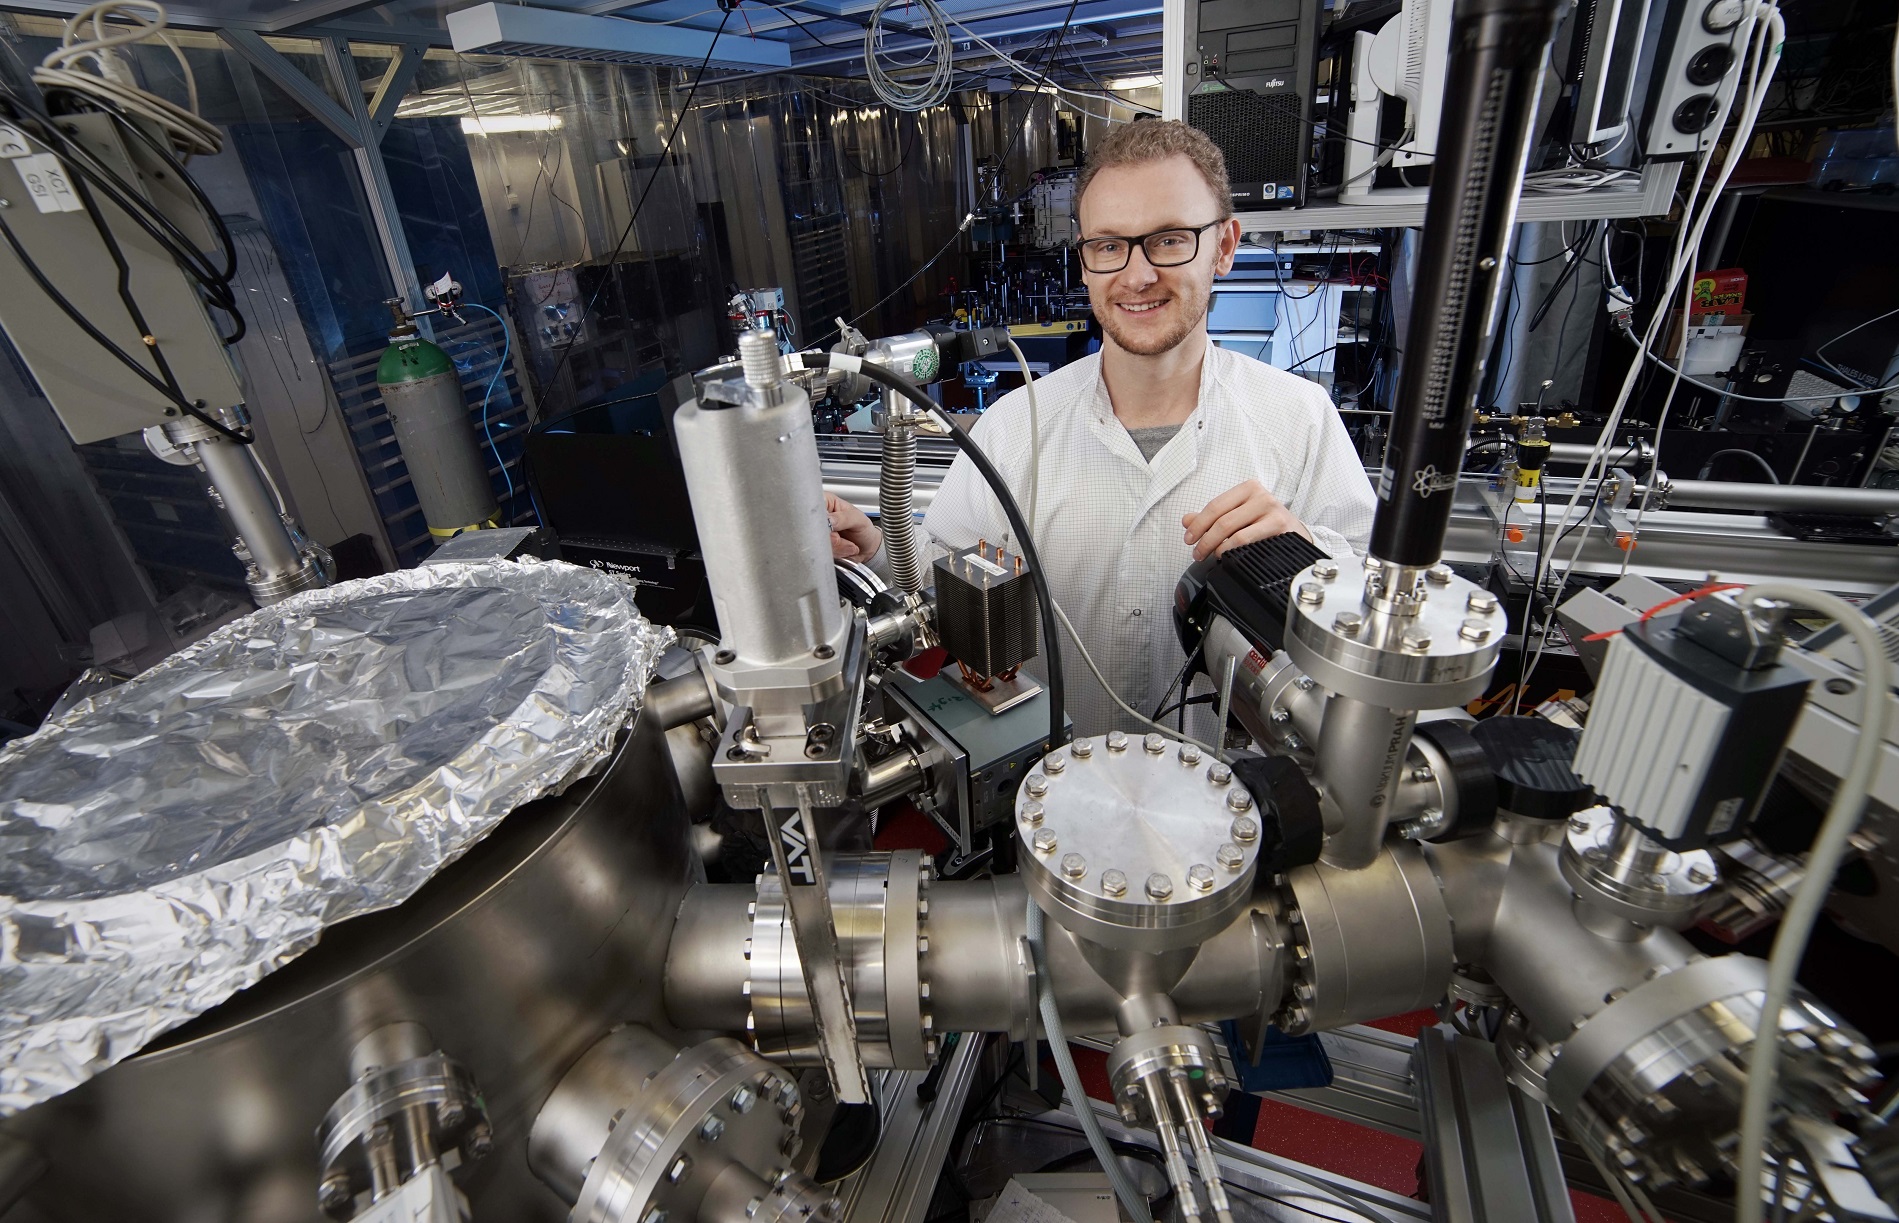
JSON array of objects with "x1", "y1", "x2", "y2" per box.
[{"x1": 879, "y1": 402, "x2": 923, "y2": 595}]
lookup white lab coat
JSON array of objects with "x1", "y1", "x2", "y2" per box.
[{"x1": 923, "y1": 342, "x2": 1375, "y2": 737}]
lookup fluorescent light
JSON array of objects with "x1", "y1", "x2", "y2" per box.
[
  {"x1": 1106, "y1": 73, "x2": 1163, "y2": 90},
  {"x1": 447, "y1": 3, "x2": 791, "y2": 72},
  {"x1": 461, "y1": 114, "x2": 564, "y2": 135}
]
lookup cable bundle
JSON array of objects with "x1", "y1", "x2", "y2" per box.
[
  {"x1": 0, "y1": 0, "x2": 249, "y2": 440},
  {"x1": 863, "y1": 0, "x2": 954, "y2": 112},
  {"x1": 32, "y1": 2, "x2": 222, "y2": 158}
]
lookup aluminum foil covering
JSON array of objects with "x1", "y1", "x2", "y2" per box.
[{"x1": 0, "y1": 559, "x2": 672, "y2": 1115}]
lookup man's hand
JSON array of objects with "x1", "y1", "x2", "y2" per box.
[
  {"x1": 827, "y1": 492, "x2": 883, "y2": 562},
  {"x1": 1182, "y1": 481, "x2": 1313, "y2": 560}
]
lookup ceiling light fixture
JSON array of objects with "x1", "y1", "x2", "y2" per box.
[{"x1": 461, "y1": 113, "x2": 565, "y2": 135}]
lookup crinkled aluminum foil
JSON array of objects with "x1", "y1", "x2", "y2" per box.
[{"x1": 0, "y1": 559, "x2": 672, "y2": 1115}]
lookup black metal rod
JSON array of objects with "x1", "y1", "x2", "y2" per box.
[{"x1": 1368, "y1": 0, "x2": 1568, "y2": 567}]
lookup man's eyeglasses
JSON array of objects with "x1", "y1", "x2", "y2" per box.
[{"x1": 1077, "y1": 221, "x2": 1223, "y2": 274}]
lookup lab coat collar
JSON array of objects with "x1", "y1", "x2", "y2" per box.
[{"x1": 1089, "y1": 337, "x2": 1224, "y2": 524}]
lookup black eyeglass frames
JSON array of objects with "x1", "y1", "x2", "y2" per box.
[{"x1": 1076, "y1": 221, "x2": 1224, "y2": 274}]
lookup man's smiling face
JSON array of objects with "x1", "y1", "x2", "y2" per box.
[{"x1": 1078, "y1": 153, "x2": 1238, "y2": 357}]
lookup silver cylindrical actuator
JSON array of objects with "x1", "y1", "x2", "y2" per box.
[{"x1": 675, "y1": 331, "x2": 845, "y2": 666}]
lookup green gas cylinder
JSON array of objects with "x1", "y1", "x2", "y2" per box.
[{"x1": 376, "y1": 302, "x2": 501, "y2": 540}]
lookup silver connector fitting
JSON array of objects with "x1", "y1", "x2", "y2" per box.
[{"x1": 738, "y1": 328, "x2": 783, "y2": 392}]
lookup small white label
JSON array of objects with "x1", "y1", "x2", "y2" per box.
[
  {"x1": 963, "y1": 551, "x2": 1007, "y2": 577},
  {"x1": 13, "y1": 153, "x2": 85, "y2": 213},
  {"x1": 0, "y1": 123, "x2": 32, "y2": 159}
]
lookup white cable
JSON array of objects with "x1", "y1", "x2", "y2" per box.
[
  {"x1": 1008, "y1": 334, "x2": 1221, "y2": 755},
  {"x1": 1815, "y1": 303, "x2": 1899, "y2": 389},
  {"x1": 1534, "y1": 6, "x2": 1781, "y2": 596},
  {"x1": 863, "y1": 0, "x2": 953, "y2": 113},
  {"x1": 32, "y1": 1, "x2": 222, "y2": 157},
  {"x1": 1733, "y1": 583, "x2": 1891, "y2": 1223},
  {"x1": 1024, "y1": 899, "x2": 1157, "y2": 1223}
]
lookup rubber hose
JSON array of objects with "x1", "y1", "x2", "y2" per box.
[
  {"x1": 1025, "y1": 897, "x2": 1156, "y2": 1223},
  {"x1": 879, "y1": 411, "x2": 922, "y2": 594}
]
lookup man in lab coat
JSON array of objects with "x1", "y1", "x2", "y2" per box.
[{"x1": 827, "y1": 119, "x2": 1375, "y2": 735}]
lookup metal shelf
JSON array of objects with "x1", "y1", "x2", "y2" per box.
[{"x1": 1234, "y1": 161, "x2": 1682, "y2": 233}]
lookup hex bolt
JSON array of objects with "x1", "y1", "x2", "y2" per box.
[
  {"x1": 1061, "y1": 852, "x2": 1087, "y2": 879},
  {"x1": 1178, "y1": 743, "x2": 1202, "y2": 766},
  {"x1": 1216, "y1": 842, "x2": 1244, "y2": 870},
  {"x1": 1297, "y1": 581, "x2": 1325, "y2": 606},
  {"x1": 1334, "y1": 611, "x2": 1364, "y2": 636},
  {"x1": 1025, "y1": 776, "x2": 1049, "y2": 798},
  {"x1": 918, "y1": 936, "x2": 930, "y2": 954},
  {"x1": 1231, "y1": 815, "x2": 1259, "y2": 843},
  {"x1": 1426, "y1": 564, "x2": 1454, "y2": 585},
  {"x1": 1687, "y1": 862, "x2": 1715, "y2": 886},
  {"x1": 1468, "y1": 590, "x2": 1500, "y2": 614},
  {"x1": 1227, "y1": 788, "x2": 1254, "y2": 813},
  {"x1": 700, "y1": 1115, "x2": 726, "y2": 1142},
  {"x1": 1071, "y1": 738, "x2": 1094, "y2": 759},
  {"x1": 1271, "y1": 708, "x2": 1292, "y2": 724},
  {"x1": 1187, "y1": 864, "x2": 1216, "y2": 892},
  {"x1": 730, "y1": 1085, "x2": 757, "y2": 1114},
  {"x1": 1143, "y1": 732, "x2": 1166, "y2": 754},
  {"x1": 1402, "y1": 629, "x2": 1432, "y2": 652},
  {"x1": 1106, "y1": 730, "x2": 1129, "y2": 752},
  {"x1": 439, "y1": 1102, "x2": 467, "y2": 1129},
  {"x1": 319, "y1": 1174, "x2": 352, "y2": 1212},
  {"x1": 1021, "y1": 801, "x2": 1045, "y2": 826},
  {"x1": 1045, "y1": 753, "x2": 1066, "y2": 774},
  {"x1": 1101, "y1": 869, "x2": 1129, "y2": 896},
  {"x1": 1459, "y1": 618, "x2": 1491, "y2": 643},
  {"x1": 1295, "y1": 676, "x2": 1317, "y2": 691},
  {"x1": 1032, "y1": 828, "x2": 1058, "y2": 854},
  {"x1": 1294, "y1": 980, "x2": 1316, "y2": 1002},
  {"x1": 1568, "y1": 814, "x2": 1591, "y2": 834},
  {"x1": 1146, "y1": 873, "x2": 1174, "y2": 900},
  {"x1": 746, "y1": 1199, "x2": 765, "y2": 1219},
  {"x1": 668, "y1": 1155, "x2": 693, "y2": 1183},
  {"x1": 1313, "y1": 560, "x2": 1340, "y2": 580},
  {"x1": 1209, "y1": 762, "x2": 1233, "y2": 785},
  {"x1": 463, "y1": 1124, "x2": 494, "y2": 1161},
  {"x1": 1410, "y1": 764, "x2": 1435, "y2": 784}
]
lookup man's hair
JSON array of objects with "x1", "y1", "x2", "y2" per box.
[{"x1": 1075, "y1": 119, "x2": 1233, "y2": 223}]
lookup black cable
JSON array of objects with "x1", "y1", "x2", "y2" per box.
[
  {"x1": 543, "y1": 8, "x2": 733, "y2": 409},
  {"x1": 813, "y1": 219, "x2": 972, "y2": 350},
  {"x1": 838, "y1": 105, "x2": 918, "y2": 178},
  {"x1": 800, "y1": 353, "x2": 1066, "y2": 750},
  {"x1": 0, "y1": 200, "x2": 249, "y2": 444},
  {"x1": 1149, "y1": 650, "x2": 1202, "y2": 720}
]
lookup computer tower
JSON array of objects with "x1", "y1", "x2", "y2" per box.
[{"x1": 1176, "y1": 0, "x2": 1323, "y2": 209}]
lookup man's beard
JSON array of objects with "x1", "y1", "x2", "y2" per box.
[{"x1": 1093, "y1": 279, "x2": 1213, "y2": 356}]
